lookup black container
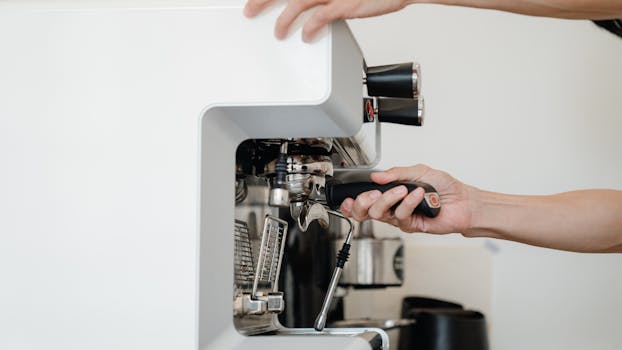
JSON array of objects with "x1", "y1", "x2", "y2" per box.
[{"x1": 398, "y1": 297, "x2": 489, "y2": 350}]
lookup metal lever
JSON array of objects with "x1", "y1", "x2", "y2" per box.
[{"x1": 314, "y1": 210, "x2": 354, "y2": 331}]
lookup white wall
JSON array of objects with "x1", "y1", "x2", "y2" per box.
[{"x1": 345, "y1": 5, "x2": 622, "y2": 349}]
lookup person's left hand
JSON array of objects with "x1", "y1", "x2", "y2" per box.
[{"x1": 244, "y1": 0, "x2": 412, "y2": 42}]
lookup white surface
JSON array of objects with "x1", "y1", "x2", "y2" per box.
[
  {"x1": 0, "y1": 2, "x2": 366, "y2": 350},
  {"x1": 347, "y1": 5, "x2": 622, "y2": 349}
]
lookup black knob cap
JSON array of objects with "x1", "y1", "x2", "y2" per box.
[
  {"x1": 365, "y1": 62, "x2": 421, "y2": 98},
  {"x1": 377, "y1": 97, "x2": 424, "y2": 126}
]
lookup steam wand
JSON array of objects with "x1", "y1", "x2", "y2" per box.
[{"x1": 313, "y1": 209, "x2": 354, "y2": 331}]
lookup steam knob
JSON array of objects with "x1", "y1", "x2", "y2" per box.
[
  {"x1": 365, "y1": 62, "x2": 421, "y2": 98},
  {"x1": 364, "y1": 96, "x2": 425, "y2": 126}
]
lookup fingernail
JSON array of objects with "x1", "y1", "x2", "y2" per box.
[
  {"x1": 369, "y1": 191, "x2": 381, "y2": 199},
  {"x1": 393, "y1": 186, "x2": 407, "y2": 195}
]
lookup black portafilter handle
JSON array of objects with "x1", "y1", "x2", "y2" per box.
[
  {"x1": 325, "y1": 181, "x2": 441, "y2": 218},
  {"x1": 363, "y1": 97, "x2": 424, "y2": 126},
  {"x1": 365, "y1": 62, "x2": 420, "y2": 98}
]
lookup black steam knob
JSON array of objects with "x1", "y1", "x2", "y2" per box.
[
  {"x1": 363, "y1": 97, "x2": 424, "y2": 126},
  {"x1": 365, "y1": 62, "x2": 421, "y2": 98}
]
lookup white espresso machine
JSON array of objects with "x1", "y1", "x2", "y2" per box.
[{"x1": 0, "y1": 1, "x2": 437, "y2": 349}]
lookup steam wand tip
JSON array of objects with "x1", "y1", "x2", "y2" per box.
[{"x1": 314, "y1": 313, "x2": 327, "y2": 332}]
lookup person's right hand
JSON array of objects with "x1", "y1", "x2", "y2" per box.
[
  {"x1": 244, "y1": 0, "x2": 413, "y2": 42},
  {"x1": 339, "y1": 164, "x2": 478, "y2": 235}
]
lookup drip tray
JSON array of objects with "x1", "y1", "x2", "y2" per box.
[{"x1": 272, "y1": 328, "x2": 389, "y2": 350}]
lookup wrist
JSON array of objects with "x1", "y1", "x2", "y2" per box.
[
  {"x1": 463, "y1": 186, "x2": 482, "y2": 237},
  {"x1": 463, "y1": 187, "x2": 505, "y2": 238}
]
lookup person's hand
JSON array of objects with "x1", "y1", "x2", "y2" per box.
[
  {"x1": 244, "y1": 0, "x2": 412, "y2": 42},
  {"x1": 340, "y1": 164, "x2": 477, "y2": 234}
]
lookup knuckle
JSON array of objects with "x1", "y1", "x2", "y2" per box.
[
  {"x1": 280, "y1": 0, "x2": 304, "y2": 19},
  {"x1": 393, "y1": 208, "x2": 409, "y2": 221},
  {"x1": 413, "y1": 164, "x2": 430, "y2": 173},
  {"x1": 414, "y1": 163, "x2": 429, "y2": 170},
  {"x1": 353, "y1": 197, "x2": 368, "y2": 210},
  {"x1": 352, "y1": 201, "x2": 371, "y2": 217},
  {"x1": 368, "y1": 208, "x2": 383, "y2": 220},
  {"x1": 294, "y1": 0, "x2": 321, "y2": 12},
  {"x1": 290, "y1": 0, "x2": 306, "y2": 11},
  {"x1": 313, "y1": 10, "x2": 327, "y2": 23},
  {"x1": 312, "y1": 7, "x2": 332, "y2": 23},
  {"x1": 403, "y1": 194, "x2": 418, "y2": 206},
  {"x1": 355, "y1": 192, "x2": 374, "y2": 206},
  {"x1": 386, "y1": 189, "x2": 406, "y2": 205},
  {"x1": 385, "y1": 166, "x2": 402, "y2": 177},
  {"x1": 351, "y1": 207, "x2": 364, "y2": 219}
]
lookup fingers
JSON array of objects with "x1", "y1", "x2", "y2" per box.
[
  {"x1": 368, "y1": 186, "x2": 408, "y2": 220},
  {"x1": 394, "y1": 187, "x2": 425, "y2": 230},
  {"x1": 349, "y1": 190, "x2": 381, "y2": 221},
  {"x1": 340, "y1": 197, "x2": 355, "y2": 217},
  {"x1": 340, "y1": 187, "x2": 428, "y2": 233},
  {"x1": 371, "y1": 164, "x2": 432, "y2": 184},
  {"x1": 246, "y1": 0, "x2": 407, "y2": 42},
  {"x1": 301, "y1": 2, "x2": 345, "y2": 42},
  {"x1": 244, "y1": 0, "x2": 274, "y2": 18},
  {"x1": 245, "y1": 0, "x2": 345, "y2": 42},
  {"x1": 275, "y1": 0, "x2": 327, "y2": 40}
]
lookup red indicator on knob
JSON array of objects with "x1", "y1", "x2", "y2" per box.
[
  {"x1": 425, "y1": 193, "x2": 441, "y2": 208},
  {"x1": 365, "y1": 100, "x2": 375, "y2": 122}
]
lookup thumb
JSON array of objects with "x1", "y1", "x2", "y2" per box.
[
  {"x1": 370, "y1": 164, "x2": 432, "y2": 184},
  {"x1": 370, "y1": 166, "x2": 407, "y2": 184}
]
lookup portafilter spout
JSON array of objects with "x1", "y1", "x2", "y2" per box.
[{"x1": 294, "y1": 202, "x2": 330, "y2": 232}]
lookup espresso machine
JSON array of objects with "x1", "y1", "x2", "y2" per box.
[
  {"x1": 0, "y1": 2, "x2": 438, "y2": 350},
  {"x1": 229, "y1": 25, "x2": 442, "y2": 350}
]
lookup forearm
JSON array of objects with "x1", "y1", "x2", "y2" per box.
[
  {"x1": 465, "y1": 189, "x2": 622, "y2": 252},
  {"x1": 409, "y1": 0, "x2": 622, "y2": 19}
]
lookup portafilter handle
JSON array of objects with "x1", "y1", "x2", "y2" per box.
[{"x1": 324, "y1": 181, "x2": 441, "y2": 218}]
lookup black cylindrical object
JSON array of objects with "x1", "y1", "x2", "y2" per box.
[
  {"x1": 399, "y1": 297, "x2": 489, "y2": 350},
  {"x1": 324, "y1": 181, "x2": 441, "y2": 218},
  {"x1": 365, "y1": 62, "x2": 420, "y2": 98},
  {"x1": 377, "y1": 96, "x2": 424, "y2": 126},
  {"x1": 362, "y1": 97, "x2": 424, "y2": 126}
]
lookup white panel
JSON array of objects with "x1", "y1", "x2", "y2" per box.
[{"x1": 0, "y1": 3, "x2": 363, "y2": 350}]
